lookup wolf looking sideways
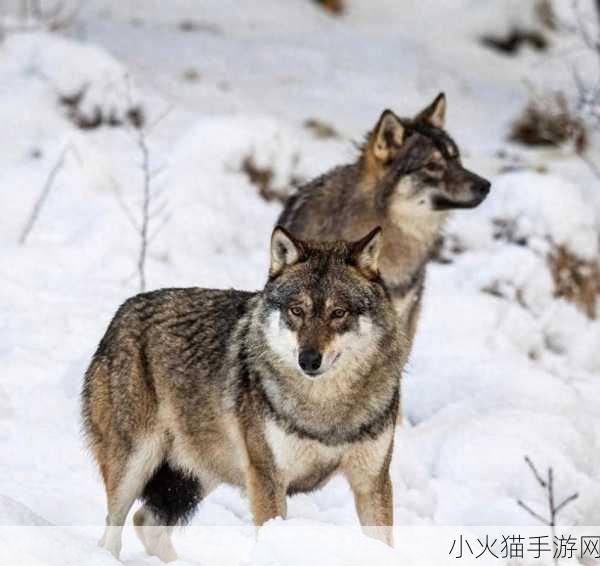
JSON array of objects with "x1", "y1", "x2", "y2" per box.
[
  {"x1": 82, "y1": 227, "x2": 406, "y2": 562},
  {"x1": 279, "y1": 94, "x2": 491, "y2": 355}
]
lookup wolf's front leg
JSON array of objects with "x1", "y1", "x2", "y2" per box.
[
  {"x1": 247, "y1": 464, "x2": 287, "y2": 525},
  {"x1": 342, "y1": 427, "x2": 394, "y2": 547},
  {"x1": 350, "y1": 471, "x2": 394, "y2": 546},
  {"x1": 244, "y1": 419, "x2": 287, "y2": 525}
]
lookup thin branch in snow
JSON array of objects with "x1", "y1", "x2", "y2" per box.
[
  {"x1": 555, "y1": 493, "x2": 580, "y2": 515},
  {"x1": 135, "y1": 126, "x2": 152, "y2": 292},
  {"x1": 19, "y1": 143, "x2": 71, "y2": 245},
  {"x1": 516, "y1": 500, "x2": 551, "y2": 525},
  {"x1": 516, "y1": 456, "x2": 579, "y2": 566},
  {"x1": 517, "y1": 456, "x2": 578, "y2": 527},
  {"x1": 115, "y1": 75, "x2": 170, "y2": 292},
  {"x1": 524, "y1": 455, "x2": 548, "y2": 488}
]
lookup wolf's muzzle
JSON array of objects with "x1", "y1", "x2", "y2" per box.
[{"x1": 432, "y1": 172, "x2": 491, "y2": 210}]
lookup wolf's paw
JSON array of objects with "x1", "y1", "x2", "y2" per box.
[
  {"x1": 138, "y1": 529, "x2": 178, "y2": 563},
  {"x1": 133, "y1": 508, "x2": 178, "y2": 563},
  {"x1": 98, "y1": 527, "x2": 122, "y2": 560},
  {"x1": 98, "y1": 540, "x2": 122, "y2": 560}
]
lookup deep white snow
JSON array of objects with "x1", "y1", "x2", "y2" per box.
[{"x1": 1, "y1": 1, "x2": 599, "y2": 564}]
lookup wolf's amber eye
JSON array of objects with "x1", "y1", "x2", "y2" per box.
[
  {"x1": 331, "y1": 308, "x2": 347, "y2": 320},
  {"x1": 425, "y1": 162, "x2": 444, "y2": 174},
  {"x1": 289, "y1": 306, "x2": 304, "y2": 317}
]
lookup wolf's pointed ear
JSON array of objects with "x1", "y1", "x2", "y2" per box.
[
  {"x1": 350, "y1": 227, "x2": 383, "y2": 279},
  {"x1": 415, "y1": 92, "x2": 446, "y2": 128},
  {"x1": 371, "y1": 110, "x2": 405, "y2": 163},
  {"x1": 270, "y1": 226, "x2": 304, "y2": 277}
]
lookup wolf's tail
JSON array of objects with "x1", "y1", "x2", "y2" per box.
[{"x1": 139, "y1": 461, "x2": 203, "y2": 525}]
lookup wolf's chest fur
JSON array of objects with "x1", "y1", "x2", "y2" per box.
[{"x1": 265, "y1": 419, "x2": 344, "y2": 494}]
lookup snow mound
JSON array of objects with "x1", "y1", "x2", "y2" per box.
[
  {"x1": 443, "y1": 168, "x2": 600, "y2": 368},
  {"x1": 1, "y1": 2, "x2": 600, "y2": 564},
  {"x1": 486, "y1": 171, "x2": 599, "y2": 260},
  {"x1": 449, "y1": 169, "x2": 599, "y2": 260}
]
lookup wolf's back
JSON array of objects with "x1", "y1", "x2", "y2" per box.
[{"x1": 80, "y1": 287, "x2": 257, "y2": 461}]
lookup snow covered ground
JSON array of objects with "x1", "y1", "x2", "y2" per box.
[{"x1": 1, "y1": 0, "x2": 600, "y2": 564}]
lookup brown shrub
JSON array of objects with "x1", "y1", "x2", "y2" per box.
[
  {"x1": 241, "y1": 156, "x2": 303, "y2": 204},
  {"x1": 303, "y1": 118, "x2": 339, "y2": 139},
  {"x1": 182, "y1": 68, "x2": 201, "y2": 82},
  {"x1": 313, "y1": 0, "x2": 344, "y2": 15},
  {"x1": 509, "y1": 94, "x2": 587, "y2": 152},
  {"x1": 492, "y1": 218, "x2": 528, "y2": 246},
  {"x1": 59, "y1": 88, "x2": 145, "y2": 130},
  {"x1": 481, "y1": 28, "x2": 548, "y2": 55},
  {"x1": 549, "y1": 245, "x2": 600, "y2": 319}
]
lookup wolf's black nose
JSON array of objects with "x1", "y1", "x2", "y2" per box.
[
  {"x1": 476, "y1": 179, "x2": 491, "y2": 197},
  {"x1": 299, "y1": 350, "x2": 322, "y2": 374}
]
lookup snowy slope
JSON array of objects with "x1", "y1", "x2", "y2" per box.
[{"x1": 1, "y1": 1, "x2": 599, "y2": 564}]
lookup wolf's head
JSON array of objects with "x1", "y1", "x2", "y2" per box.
[
  {"x1": 364, "y1": 93, "x2": 491, "y2": 216},
  {"x1": 262, "y1": 226, "x2": 391, "y2": 380}
]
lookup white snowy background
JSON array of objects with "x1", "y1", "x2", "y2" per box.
[{"x1": 1, "y1": 0, "x2": 600, "y2": 564}]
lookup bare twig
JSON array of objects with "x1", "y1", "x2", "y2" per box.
[
  {"x1": 555, "y1": 493, "x2": 580, "y2": 515},
  {"x1": 518, "y1": 456, "x2": 579, "y2": 526},
  {"x1": 115, "y1": 76, "x2": 170, "y2": 292},
  {"x1": 524, "y1": 455, "x2": 548, "y2": 488},
  {"x1": 541, "y1": 1, "x2": 600, "y2": 179},
  {"x1": 19, "y1": 144, "x2": 71, "y2": 245},
  {"x1": 517, "y1": 456, "x2": 579, "y2": 566},
  {"x1": 548, "y1": 468, "x2": 556, "y2": 525},
  {"x1": 516, "y1": 500, "x2": 551, "y2": 525},
  {"x1": 136, "y1": 127, "x2": 151, "y2": 292}
]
